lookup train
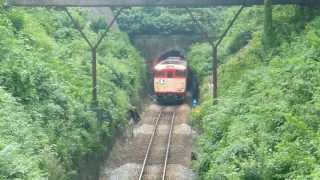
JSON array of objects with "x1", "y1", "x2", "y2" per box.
[{"x1": 153, "y1": 56, "x2": 188, "y2": 104}]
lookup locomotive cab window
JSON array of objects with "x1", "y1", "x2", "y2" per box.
[
  {"x1": 155, "y1": 71, "x2": 164, "y2": 78},
  {"x1": 167, "y1": 71, "x2": 174, "y2": 78},
  {"x1": 176, "y1": 70, "x2": 186, "y2": 78}
]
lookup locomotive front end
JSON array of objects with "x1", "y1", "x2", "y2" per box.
[{"x1": 153, "y1": 57, "x2": 187, "y2": 104}]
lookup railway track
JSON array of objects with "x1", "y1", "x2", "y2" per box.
[{"x1": 138, "y1": 107, "x2": 176, "y2": 180}]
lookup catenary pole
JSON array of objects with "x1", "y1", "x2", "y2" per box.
[
  {"x1": 65, "y1": 8, "x2": 124, "y2": 116},
  {"x1": 186, "y1": 6, "x2": 244, "y2": 102}
]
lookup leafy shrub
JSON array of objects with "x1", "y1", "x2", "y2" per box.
[
  {"x1": 227, "y1": 31, "x2": 251, "y2": 54},
  {"x1": 90, "y1": 16, "x2": 107, "y2": 33},
  {"x1": 189, "y1": 6, "x2": 320, "y2": 179},
  {"x1": 0, "y1": 88, "x2": 50, "y2": 179},
  {"x1": 0, "y1": 7, "x2": 145, "y2": 179},
  {"x1": 117, "y1": 7, "x2": 226, "y2": 35}
]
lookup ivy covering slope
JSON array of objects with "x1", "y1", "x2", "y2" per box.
[
  {"x1": 188, "y1": 6, "x2": 320, "y2": 179},
  {"x1": 0, "y1": 3, "x2": 145, "y2": 180}
]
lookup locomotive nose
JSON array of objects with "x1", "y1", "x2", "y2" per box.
[{"x1": 153, "y1": 57, "x2": 187, "y2": 104}]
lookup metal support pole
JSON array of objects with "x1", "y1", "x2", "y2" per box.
[
  {"x1": 65, "y1": 8, "x2": 123, "y2": 111},
  {"x1": 65, "y1": 8, "x2": 93, "y2": 49},
  {"x1": 212, "y1": 5, "x2": 244, "y2": 102},
  {"x1": 186, "y1": 6, "x2": 244, "y2": 102},
  {"x1": 264, "y1": 0, "x2": 273, "y2": 52},
  {"x1": 92, "y1": 48, "x2": 98, "y2": 108},
  {"x1": 93, "y1": 8, "x2": 124, "y2": 49},
  {"x1": 212, "y1": 46, "x2": 218, "y2": 100},
  {"x1": 215, "y1": 6, "x2": 244, "y2": 48}
]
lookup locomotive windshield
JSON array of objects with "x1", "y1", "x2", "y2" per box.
[
  {"x1": 155, "y1": 71, "x2": 165, "y2": 78},
  {"x1": 176, "y1": 70, "x2": 186, "y2": 78},
  {"x1": 167, "y1": 72, "x2": 174, "y2": 78}
]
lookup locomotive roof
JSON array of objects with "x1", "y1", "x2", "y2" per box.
[{"x1": 154, "y1": 58, "x2": 187, "y2": 71}]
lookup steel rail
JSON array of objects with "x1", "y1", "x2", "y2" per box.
[
  {"x1": 138, "y1": 110, "x2": 163, "y2": 180},
  {"x1": 161, "y1": 111, "x2": 176, "y2": 180}
]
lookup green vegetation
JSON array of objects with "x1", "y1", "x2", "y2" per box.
[
  {"x1": 117, "y1": 7, "x2": 226, "y2": 35},
  {"x1": 0, "y1": 4, "x2": 144, "y2": 179},
  {"x1": 2, "y1": 2, "x2": 320, "y2": 179},
  {"x1": 189, "y1": 6, "x2": 320, "y2": 179}
]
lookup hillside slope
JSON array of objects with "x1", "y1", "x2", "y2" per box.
[
  {"x1": 188, "y1": 6, "x2": 320, "y2": 179},
  {"x1": 0, "y1": 4, "x2": 145, "y2": 180}
]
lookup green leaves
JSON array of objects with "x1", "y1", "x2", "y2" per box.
[
  {"x1": 0, "y1": 7, "x2": 145, "y2": 179},
  {"x1": 117, "y1": 7, "x2": 225, "y2": 35},
  {"x1": 0, "y1": 88, "x2": 49, "y2": 179},
  {"x1": 191, "y1": 6, "x2": 320, "y2": 180}
]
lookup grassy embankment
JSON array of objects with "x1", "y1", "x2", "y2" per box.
[
  {"x1": 0, "y1": 4, "x2": 145, "y2": 180},
  {"x1": 188, "y1": 6, "x2": 320, "y2": 179}
]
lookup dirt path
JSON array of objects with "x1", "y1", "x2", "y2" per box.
[{"x1": 100, "y1": 103, "x2": 196, "y2": 180}]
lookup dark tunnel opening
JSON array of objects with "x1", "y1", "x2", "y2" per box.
[
  {"x1": 187, "y1": 69, "x2": 199, "y2": 104},
  {"x1": 158, "y1": 50, "x2": 185, "y2": 61}
]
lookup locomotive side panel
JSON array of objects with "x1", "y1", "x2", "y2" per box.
[{"x1": 154, "y1": 78, "x2": 186, "y2": 94}]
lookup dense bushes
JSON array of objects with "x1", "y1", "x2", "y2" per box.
[
  {"x1": 189, "y1": 5, "x2": 320, "y2": 179},
  {"x1": 0, "y1": 5, "x2": 144, "y2": 179},
  {"x1": 117, "y1": 7, "x2": 226, "y2": 35},
  {"x1": 0, "y1": 88, "x2": 49, "y2": 179}
]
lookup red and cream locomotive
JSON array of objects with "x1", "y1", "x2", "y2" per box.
[{"x1": 153, "y1": 56, "x2": 188, "y2": 103}]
